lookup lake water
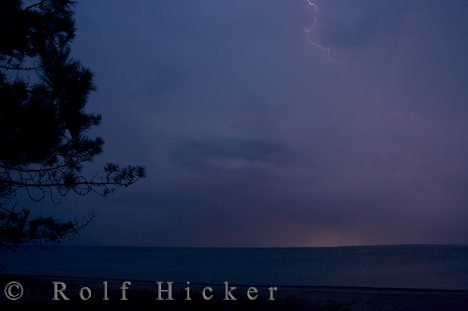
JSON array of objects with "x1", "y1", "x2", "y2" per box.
[{"x1": 1, "y1": 245, "x2": 468, "y2": 290}]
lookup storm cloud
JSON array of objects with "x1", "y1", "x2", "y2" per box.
[{"x1": 58, "y1": 0, "x2": 468, "y2": 246}]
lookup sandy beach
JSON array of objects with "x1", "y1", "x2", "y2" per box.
[{"x1": 1, "y1": 275, "x2": 468, "y2": 310}]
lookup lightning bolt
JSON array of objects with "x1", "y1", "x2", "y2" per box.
[{"x1": 304, "y1": 0, "x2": 331, "y2": 60}]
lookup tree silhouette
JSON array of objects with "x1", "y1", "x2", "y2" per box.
[{"x1": 0, "y1": 0, "x2": 145, "y2": 251}]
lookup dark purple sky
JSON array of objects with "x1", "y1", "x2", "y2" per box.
[{"x1": 56, "y1": 0, "x2": 468, "y2": 246}]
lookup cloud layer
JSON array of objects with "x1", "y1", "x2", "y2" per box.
[{"x1": 62, "y1": 0, "x2": 468, "y2": 246}]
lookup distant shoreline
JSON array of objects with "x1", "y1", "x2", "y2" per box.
[{"x1": 23, "y1": 244, "x2": 468, "y2": 249}]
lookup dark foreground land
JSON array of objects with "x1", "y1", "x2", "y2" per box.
[{"x1": 1, "y1": 275, "x2": 468, "y2": 310}]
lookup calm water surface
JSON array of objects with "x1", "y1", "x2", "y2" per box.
[{"x1": 1, "y1": 245, "x2": 468, "y2": 290}]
